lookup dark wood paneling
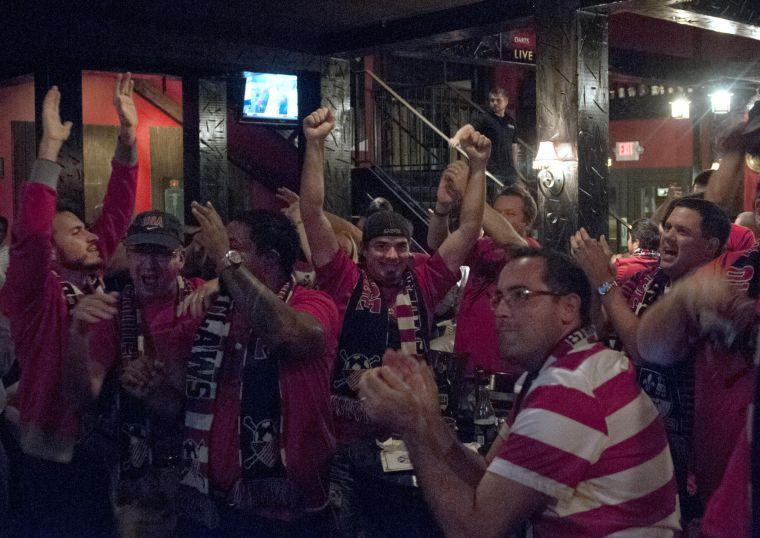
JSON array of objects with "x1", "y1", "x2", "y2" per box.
[
  {"x1": 198, "y1": 79, "x2": 229, "y2": 221},
  {"x1": 11, "y1": 121, "x2": 36, "y2": 217},
  {"x1": 149, "y1": 126, "x2": 184, "y2": 213},
  {"x1": 82, "y1": 124, "x2": 119, "y2": 223}
]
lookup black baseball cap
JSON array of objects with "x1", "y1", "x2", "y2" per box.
[
  {"x1": 362, "y1": 210, "x2": 412, "y2": 243},
  {"x1": 125, "y1": 210, "x2": 184, "y2": 249}
]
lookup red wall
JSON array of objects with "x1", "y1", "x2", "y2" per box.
[
  {"x1": 82, "y1": 71, "x2": 182, "y2": 214},
  {"x1": 0, "y1": 77, "x2": 35, "y2": 230},
  {"x1": 609, "y1": 118, "x2": 693, "y2": 169},
  {"x1": 492, "y1": 63, "x2": 527, "y2": 115}
]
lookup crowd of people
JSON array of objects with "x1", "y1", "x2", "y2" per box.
[{"x1": 0, "y1": 75, "x2": 758, "y2": 537}]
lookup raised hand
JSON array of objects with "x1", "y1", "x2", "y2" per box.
[
  {"x1": 113, "y1": 73, "x2": 138, "y2": 145},
  {"x1": 176, "y1": 279, "x2": 220, "y2": 318},
  {"x1": 191, "y1": 201, "x2": 230, "y2": 266},
  {"x1": 303, "y1": 107, "x2": 335, "y2": 141},
  {"x1": 39, "y1": 86, "x2": 73, "y2": 162},
  {"x1": 570, "y1": 227, "x2": 614, "y2": 288},
  {"x1": 451, "y1": 124, "x2": 491, "y2": 169},
  {"x1": 436, "y1": 161, "x2": 470, "y2": 207},
  {"x1": 276, "y1": 187, "x2": 303, "y2": 224},
  {"x1": 358, "y1": 349, "x2": 440, "y2": 436}
]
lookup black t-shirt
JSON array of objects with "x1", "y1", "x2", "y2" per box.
[{"x1": 472, "y1": 111, "x2": 517, "y2": 177}]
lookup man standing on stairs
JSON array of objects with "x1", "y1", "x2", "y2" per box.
[
  {"x1": 299, "y1": 106, "x2": 488, "y2": 535},
  {"x1": 472, "y1": 86, "x2": 519, "y2": 187}
]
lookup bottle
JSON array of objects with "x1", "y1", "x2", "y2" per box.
[
  {"x1": 473, "y1": 371, "x2": 497, "y2": 450},
  {"x1": 436, "y1": 361, "x2": 453, "y2": 416},
  {"x1": 164, "y1": 179, "x2": 184, "y2": 225}
]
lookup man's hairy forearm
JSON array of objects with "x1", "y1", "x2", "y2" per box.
[
  {"x1": 405, "y1": 417, "x2": 486, "y2": 535},
  {"x1": 300, "y1": 140, "x2": 326, "y2": 217},
  {"x1": 221, "y1": 265, "x2": 324, "y2": 361},
  {"x1": 427, "y1": 211, "x2": 450, "y2": 250},
  {"x1": 483, "y1": 205, "x2": 526, "y2": 248}
]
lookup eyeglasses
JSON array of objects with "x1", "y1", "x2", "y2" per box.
[
  {"x1": 489, "y1": 286, "x2": 565, "y2": 311},
  {"x1": 127, "y1": 246, "x2": 181, "y2": 261}
]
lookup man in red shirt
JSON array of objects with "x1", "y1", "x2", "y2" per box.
[
  {"x1": 175, "y1": 204, "x2": 339, "y2": 535},
  {"x1": 613, "y1": 218, "x2": 660, "y2": 285},
  {"x1": 0, "y1": 75, "x2": 138, "y2": 534},
  {"x1": 573, "y1": 197, "x2": 731, "y2": 524},
  {"x1": 427, "y1": 168, "x2": 539, "y2": 373},
  {"x1": 636, "y1": 234, "x2": 757, "y2": 509},
  {"x1": 299, "y1": 108, "x2": 487, "y2": 534},
  {"x1": 66, "y1": 210, "x2": 206, "y2": 534},
  {"x1": 359, "y1": 248, "x2": 679, "y2": 536}
]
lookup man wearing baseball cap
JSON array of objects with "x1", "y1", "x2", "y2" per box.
[
  {"x1": 66, "y1": 209, "x2": 208, "y2": 534},
  {"x1": 298, "y1": 107, "x2": 489, "y2": 535}
]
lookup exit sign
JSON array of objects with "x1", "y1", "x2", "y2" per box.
[{"x1": 615, "y1": 141, "x2": 643, "y2": 161}]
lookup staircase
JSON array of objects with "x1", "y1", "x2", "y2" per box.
[{"x1": 352, "y1": 70, "x2": 537, "y2": 251}]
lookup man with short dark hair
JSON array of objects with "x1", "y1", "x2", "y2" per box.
[
  {"x1": 428, "y1": 167, "x2": 539, "y2": 373},
  {"x1": 0, "y1": 75, "x2": 138, "y2": 534},
  {"x1": 359, "y1": 248, "x2": 679, "y2": 536},
  {"x1": 613, "y1": 218, "x2": 660, "y2": 284},
  {"x1": 472, "y1": 86, "x2": 519, "y2": 185},
  {"x1": 572, "y1": 196, "x2": 731, "y2": 523},
  {"x1": 299, "y1": 108, "x2": 487, "y2": 535},
  {"x1": 175, "y1": 204, "x2": 339, "y2": 535}
]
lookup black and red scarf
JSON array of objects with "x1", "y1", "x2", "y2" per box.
[
  {"x1": 180, "y1": 278, "x2": 300, "y2": 512},
  {"x1": 330, "y1": 268, "x2": 428, "y2": 423}
]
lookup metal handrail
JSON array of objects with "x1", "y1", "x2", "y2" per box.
[{"x1": 364, "y1": 69, "x2": 504, "y2": 189}]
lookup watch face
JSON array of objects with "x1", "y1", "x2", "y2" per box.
[{"x1": 228, "y1": 250, "x2": 243, "y2": 265}]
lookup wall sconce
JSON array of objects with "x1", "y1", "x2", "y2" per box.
[
  {"x1": 710, "y1": 90, "x2": 732, "y2": 114},
  {"x1": 670, "y1": 97, "x2": 690, "y2": 119},
  {"x1": 533, "y1": 141, "x2": 577, "y2": 197}
]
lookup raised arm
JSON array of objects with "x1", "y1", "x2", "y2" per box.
[
  {"x1": 0, "y1": 87, "x2": 70, "y2": 313},
  {"x1": 192, "y1": 201, "x2": 325, "y2": 362},
  {"x1": 436, "y1": 126, "x2": 489, "y2": 274},
  {"x1": 90, "y1": 73, "x2": 139, "y2": 262},
  {"x1": 298, "y1": 108, "x2": 340, "y2": 268},
  {"x1": 637, "y1": 271, "x2": 753, "y2": 366},
  {"x1": 571, "y1": 228, "x2": 643, "y2": 362},
  {"x1": 705, "y1": 119, "x2": 755, "y2": 216},
  {"x1": 427, "y1": 161, "x2": 469, "y2": 250},
  {"x1": 276, "y1": 187, "x2": 312, "y2": 263},
  {"x1": 359, "y1": 351, "x2": 548, "y2": 536}
]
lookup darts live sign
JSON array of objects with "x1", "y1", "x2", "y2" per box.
[{"x1": 506, "y1": 28, "x2": 535, "y2": 64}]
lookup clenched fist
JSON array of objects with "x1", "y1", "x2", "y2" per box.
[{"x1": 303, "y1": 107, "x2": 335, "y2": 141}]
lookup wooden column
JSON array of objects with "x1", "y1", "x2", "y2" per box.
[
  {"x1": 34, "y1": 67, "x2": 84, "y2": 217},
  {"x1": 198, "y1": 78, "x2": 230, "y2": 221},
  {"x1": 535, "y1": 2, "x2": 609, "y2": 249}
]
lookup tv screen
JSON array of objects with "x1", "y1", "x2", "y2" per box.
[{"x1": 242, "y1": 72, "x2": 298, "y2": 123}]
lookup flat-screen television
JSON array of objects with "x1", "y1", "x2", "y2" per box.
[{"x1": 241, "y1": 71, "x2": 299, "y2": 124}]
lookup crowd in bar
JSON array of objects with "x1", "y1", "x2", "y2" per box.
[{"x1": 1, "y1": 25, "x2": 760, "y2": 537}]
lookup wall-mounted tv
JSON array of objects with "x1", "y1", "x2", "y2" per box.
[{"x1": 241, "y1": 71, "x2": 298, "y2": 124}]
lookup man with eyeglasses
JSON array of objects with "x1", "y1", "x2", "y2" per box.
[
  {"x1": 358, "y1": 248, "x2": 679, "y2": 536},
  {"x1": 64, "y1": 209, "x2": 208, "y2": 534},
  {"x1": 0, "y1": 75, "x2": 138, "y2": 534}
]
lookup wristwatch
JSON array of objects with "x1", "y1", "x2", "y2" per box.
[
  {"x1": 221, "y1": 250, "x2": 243, "y2": 271},
  {"x1": 597, "y1": 279, "x2": 617, "y2": 296}
]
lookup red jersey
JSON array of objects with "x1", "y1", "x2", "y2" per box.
[
  {"x1": 0, "y1": 159, "x2": 137, "y2": 461},
  {"x1": 726, "y1": 223, "x2": 756, "y2": 253},
  {"x1": 691, "y1": 246, "x2": 758, "y2": 501},
  {"x1": 614, "y1": 250, "x2": 660, "y2": 285},
  {"x1": 207, "y1": 285, "x2": 339, "y2": 513},
  {"x1": 454, "y1": 236, "x2": 540, "y2": 374}
]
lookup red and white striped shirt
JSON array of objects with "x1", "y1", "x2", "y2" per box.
[{"x1": 488, "y1": 327, "x2": 680, "y2": 536}]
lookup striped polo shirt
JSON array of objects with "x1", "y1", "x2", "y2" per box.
[{"x1": 488, "y1": 327, "x2": 680, "y2": 536}]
